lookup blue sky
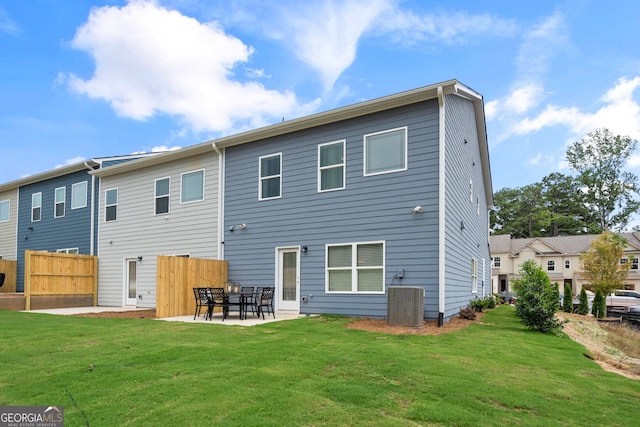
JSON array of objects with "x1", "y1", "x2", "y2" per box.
[{"x1": 1, "y1": 0, "x2": 640, "y2": 197}]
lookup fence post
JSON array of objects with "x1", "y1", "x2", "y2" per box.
[{"x1": 24, "y1": 250, "x2": 31, "y2": 310}]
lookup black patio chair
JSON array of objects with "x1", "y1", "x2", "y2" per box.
[
  {"x1": 0, "y1": 272, "x2": 5, "y2": 289},
  {"x1": 241, "y1": 286, "x2": 256, "y2": 318},
  {"x1": 193, "y1": 287, "x2": 210, "y2": 320},
  {"x1": 256, "y1": 287, "x2": 275, "y2": 320},
  {"x1": 209, "y1": 287, "x2": 229, "y2": 320}
]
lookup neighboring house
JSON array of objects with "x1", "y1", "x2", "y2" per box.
[
  {"x1": 90, "y1": 147, "x2": 221, "y2": 308},
  {"x1": 0, "y1": 155, "x2": 153, "y2": 292},
  {"x1": 490, "y1": 233, "x2": 640, "y2": 297},
  {"x1": 216, "y1": 79, "x2": 493, "y2": 322}
]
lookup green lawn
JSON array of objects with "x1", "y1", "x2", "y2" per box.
[{"x1": 1, "y1": 306, "x2": 638, "y2": 426}]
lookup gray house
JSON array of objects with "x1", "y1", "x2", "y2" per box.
[{"x1": 215, "y1": 79, "x2": 493, "y2": 323}]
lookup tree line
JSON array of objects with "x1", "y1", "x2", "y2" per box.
[{"x1": 491, "y1": 128, "x2": 640, "y2": 237}]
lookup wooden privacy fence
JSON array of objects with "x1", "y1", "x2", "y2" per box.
[
  {"x1": 0, "y1": 259, "x2": 17, "y2": 293},
  {"x1": 156, "y1": 256, "x2": 227, "y2": 318},
  {"x1": 24, "y1": 250, "x2": 98, "y2": 310}
]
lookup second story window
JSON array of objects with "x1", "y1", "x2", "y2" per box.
[
  {"x1": 633, "y1": 258, "x2": 639, "y2": 270},
  {"x1": 155, "y1": 177, "x2": 170, "y2": 215},
  {"x1": 105, "y1": 188, "x2": 118, "y2": 222},
  {"x1": 259, "y1": 153, "x2": 282, "y2": 200},
  {"x1": 318, "y1": 141, "x2": 345, "y2": 192},
  {"x1": 181, "y1": 170, "x2": 204, "y2": 203},
  {"x1": 547, "y1": 260, "x2": 555, "y2": 271},
  {"x1": 471, "y1": 258, "x2": 478, "y2": 293},
  {"x1": 364, "y1": 127, "x2": 407, "y2": 176},
  {"x1": 492, "y1": 257, "x2": 501, "y2": 267},
  {"x1": 55, "y1": 187, "x2": 65, "y2": 218},
  {"x1": 0, "y1": 200, "x2": 9, "y2": 222},
  {"x1": 71, "y1": 181, "x2": 87, "y2": 209},
  {"x1": 565, "y1": 260, "x2": 571, "y2": 269},
  {"x1": 31, "y1": 192, "x2": 42, "y2": 222}
]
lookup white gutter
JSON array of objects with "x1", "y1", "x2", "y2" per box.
[
  {"x1": 437, "y1": 86, "x2": 446, "y2": 326},
  {"x1": 84, "y1": 161, "x2": 96, "y2": 256},
  {"x1": 211, "y1": 142, "x2": 224, "y2": 259}
]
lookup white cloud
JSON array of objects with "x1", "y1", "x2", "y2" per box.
[
  {"x1": 64, "y1": 0, "x2": 317, "y2": 133},
  {"x1": 0, "y1": 6, "x2": 20, "y2": 35},
  {"x1": 55, "y1": 156, "x2": 86, "y2": 169},
  {"x1": 151, "y1": 145, "x2": 181, "y2": 152}
]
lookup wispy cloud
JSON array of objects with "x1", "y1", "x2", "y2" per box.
[
  {"x1": 0, "y1": 6, "x2": 20, "y2": 35},
  {"x1": 62, "y1": 1, "x2": 319, "y2": 134},
  {"x1": 55, "y1": 156, "x2": 86, "y2": 169}
]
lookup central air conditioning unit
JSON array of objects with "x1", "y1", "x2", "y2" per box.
[{"x1": 387, "y1": 286, "x2": 425, "y2": 327}]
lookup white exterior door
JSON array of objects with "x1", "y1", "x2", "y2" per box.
[
  {"x1": 277, "y1": 247, "x2": 300, "y2": 312},
  {"x1": 125, "y1": 259, "x2": 138, "y2": 306}
]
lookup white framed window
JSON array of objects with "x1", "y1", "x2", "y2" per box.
[
  {"x1": 31, "y1": 192, "x2": 42, "y2": 222},
  {"x1": 54, "y1": 186, "x2": 66, "y2": 218},
  {"x1": 492, "y1": 257, "x2": 501, "y2": 268},
  {"x1": 71, "y1": 181, "x2": 88, "y2": 209},
  {"x1": 0, "y1": 200, "x2": 9, "y2": 222},
  {"x1": 181, "y1": 170, "x2": 204, "y2": 203},
  {"x1": 633, "y1": 258, "x2": 638, "y2": 270},
  {"x1": 565, "y1": 260, "x2": 571, "y2": 269},
  {"x1": 318, "y1": 140, "x2": 345, "y2": 192},
  {"x1": 363, "y1": 127, "x2": 407, "y2": 176},
  {"x1": 155, "y1": 177, "x2": 170, "y2": 215},
  {"x1": 57, "y1": 248, "x2": 79, "y2": 254},
  {"x1": 326, "y1": 241, "x2": 385, "y2": 294},
  {"x1": 547, "y1": 260, "x2": 555, "y2": 271},
  {"x1": 259, "y1": 153, "x2": 282, "y2": 200},
  {"x1": 105, "y1": 188, "x2": 118, "y2": 222},
  {"x1": 471, "y1": 258, "x2": 478, "y2": 293}
]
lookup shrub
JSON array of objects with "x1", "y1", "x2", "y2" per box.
[
  {"x1": 576, "y1": 288, "x2": 589, "y2": 315},
  {"x1": 563, "y1": 283, "x2": 574, "y2": 313},
  {"x1": 459, "y1": 306, "x2": 476, "y2": 320},
  {"x1": 470, "y1": 298, "x2": 485, "y2": 312},
  {"x1": 511, "y1": 260, "x2": 561, "y2": 332},
  {"x1": 591, "y1": 290, "x2": 606, "y2": 318},
  {"x1": 485, "y1": 295, "x2": 497, "y2": 309}
]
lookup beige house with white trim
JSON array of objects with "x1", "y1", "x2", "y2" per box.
[{"x1": 490, "y1": 233, "x2": 640, "y2": 298}]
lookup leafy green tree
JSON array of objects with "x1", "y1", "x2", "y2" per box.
[
  {"x1": 579, "y1": 232, "x2": 632, "y2": 300},
  {"x1": 563, "y1": 283, "x2": 573, "y2": 313},
  {"x1": 576, "y1": 288, "x2": 589, "y2": 315},
  {"x1": 566, "y1": 128, "x2": 640, "y2": 232},
  {"x1": 491, "y1": 184, "x2": 549, "y2": 237},
  {"x1": 511, "y1": 260, "x2": 561, "y2": 332},
  {"x1": 591, "y1": 290, "x2": 606, "y2": 318},
  {"x1": 540, "y1": 173, "x2": 598, "y2": 235}
]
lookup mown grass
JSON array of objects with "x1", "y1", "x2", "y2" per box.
[{"x1": 1, "y1": 305, "x2": 639, "y2": 426}]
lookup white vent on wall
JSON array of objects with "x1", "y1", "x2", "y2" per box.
[{"x1": 387, "y1": 286, "x2": 425, "y2": 327}]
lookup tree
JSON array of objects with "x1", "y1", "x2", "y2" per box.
[
  {"x1": 563, "y1": 283, "x2": 573, "y2": 313},
  {"x1": 566, "y1": 128, "x2": 640, "y2": 231},
  {"x1": 511, "y1": 260, "x2": 561, "y2": 332},
  {"x1": 576, "y1": 287, "x2": 589, "y2": 315},
  {"x1": 540, "y1": 173, "x2": 598, "y2": 235},
  {"x1": 491, "y1": 185, "x2": 547, "y2": 238},
  {"x1": 591, "y1": 290, "x2": 606, "y2": 318},
  {"x1": 579, "y1": 232, "x2": 632, "y2": 301}
]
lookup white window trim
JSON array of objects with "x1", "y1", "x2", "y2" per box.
[
  {"x1": 469, "y1": 180, "x2": 473, "y2": 202},
  {"x1": 259, "y1": 153, "x2": 282, "y2": 201},
  {"x1": 31, "y1": 192, "x2": 42, "y2": 222},
  {"x1": 105, "y1": 188, "x2": 118, "y2": 222},
  {"x1": 318, "y1": 140, "x2": 346, "y2": 192},
  {"x1": 71, "y1": 181, "x2": 88, "y2": 209},
  {"x1": 492, "y1": 257, "x2": 501, "y2": 268},
  {"x1": 325, "y1": 241, "x2": 386, "y2": 294},
  {"x1": 155, "y1": 176, "x2": 171, "y2": 215},
  {"x1": 565, "y1": 260, "x2": 571, "y2": 269},
  {"x1": 547, "y1": 260, "x2": 555, "y2": 271},
  {"x1": 57, "y1": 248, "x2": 79, "y2": 254},
  {"x1": 363, "y1": 127, "x2": 408, "y2": 177},
  {"x1": 180, "y1": 169, "x2": 205, "y2": 204},
  {"x1": 54, "y1": 186, "x2": 66, "y2": 218},
  {"x1": 471, "y1": 258, "x2": 478, "y2": 294},
  {"x1": 0, "y1": 199, "x2": 9, "y2": 222}
]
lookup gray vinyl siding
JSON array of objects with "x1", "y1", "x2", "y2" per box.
[
  {"x1": 224, "y1": 100, "x2": 442, "y2": 318},
  {"x1": 97, "y1": 153, "x2": 219, "y2": 307},
  {"x1": 0, "y1": 189, "x2": 18, "y2": 260},
  {"x1": 443, "y1": 93, "x2": 491, "y2": 318},
  {"x1": 15, "y1": 171, "x2": 94, "y2": 292}
]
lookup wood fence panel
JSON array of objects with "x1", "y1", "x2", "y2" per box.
[
  {"x1": 0, "y1": 260, "x2": 18, "y2": 293},
  {"x1": 156, "y1": 256, "x2": 227, "y2": 318},
  {"x1": 24, "y1": 250, "x2": 98, "y2": 310}
]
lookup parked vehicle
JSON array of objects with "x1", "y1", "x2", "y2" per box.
[
  {"x1": 605, "y1": 290, "x2": 640, "y2": 307},
  {"x1": 624, "y1": 304, "x2": 640, "y2": 314}
]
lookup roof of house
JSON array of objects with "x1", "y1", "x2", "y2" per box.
[
  {"x1": 90, "y1": 79, "x2": 493, "y2": 205},
  {"x1": 490, "y1": 233, "x2": 640, "y2": 256}
]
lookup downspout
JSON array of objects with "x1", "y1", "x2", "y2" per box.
[
  {"x1": 437, "y1": 86, "x2": 446, "y2": 327},
  {"x1": 211, "y1": 142, "x2": 224, "y2": 260},
  {"x1": 84, "y1": 161, "x2": 96, "y2": 256}
]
